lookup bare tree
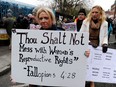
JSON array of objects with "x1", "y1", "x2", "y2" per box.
[{"x1": 55, "y1": 0, "x2": 92, "y2": 16}]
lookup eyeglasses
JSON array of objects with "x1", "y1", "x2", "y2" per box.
[{"x1": 78, "y1": 13, "x2": 85, "y2": 15}]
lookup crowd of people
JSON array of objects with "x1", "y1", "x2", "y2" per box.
[
  {"x1": 0, "y1": 3, "x2": 116, "y2": 87},
  {"x1": 0, "y1": 6, "x2": 116, "y2": 48}
]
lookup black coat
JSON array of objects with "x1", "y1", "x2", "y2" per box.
[{"x1": 40, "y1": 25, "x2": 64, "y2": 31}]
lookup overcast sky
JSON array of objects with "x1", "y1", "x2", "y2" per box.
[
  {"x1": 93, "y1": 0, "x2": 115, "y2": 11},
  {"x1": 16, "y1": 0, "x2": 115, "y2": 11}
]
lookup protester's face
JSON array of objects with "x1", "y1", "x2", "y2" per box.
[
  {"x1": 33, "y1": 16, "x2": 38, "y2": 23},
  {"x1": 91, "y1": 8, "x2": 100, "y2": 21},
  {"x1": 38, "y1": 11, "x2": 53, "y2": 29},
  {"x1": 78, "y1": 13, "x2": 86, "y2": 20}
]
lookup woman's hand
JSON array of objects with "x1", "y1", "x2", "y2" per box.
[
  {"x1": 84, "y1": 49, "x2": 90, "y2": 57},
  {"x1": 10, "y1": 75, "x2": 16, "y2": 85}
]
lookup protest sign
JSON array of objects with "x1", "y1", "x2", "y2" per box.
[
  {"x1": 86, "y1": 45, "x2": 116, "y2": 83},
  {"x1": 62, "y1": 22, "x2": 77, "y2": 31},
  {"x1": 11, "y1": 29, "x2": 89, "y2": 87}
]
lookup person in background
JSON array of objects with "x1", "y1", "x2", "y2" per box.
[
  {"x1": 62, "y1": 18, "x2": 68, "y2": 23},
  {"x1": 112, "y1": 17, "x2": 116, "y2": 40},
  {"x1": 15, "y1": 13, "x2": 24, "y2": 29},
  {"x1": 56, "y1": 17, "x2": 62, "y2": 28},
  {"x1": 28, "y1": 13, "x2": 41, "y2": 29},
  {"x1": 74, "y1": 8, "x2": 86, "y2": 31},
  {"x1": 21, "y1": 15, "x2": 30, "y2": 29},
  {"x1": 106, "y1": 17, "x2": 113, "y2": 41},
  {"x1": 80, "y1": 5, "x2": 108, "y2": 87},
  {"x1": 4, "y1": 13, "x2": 14, "y2": 49}
]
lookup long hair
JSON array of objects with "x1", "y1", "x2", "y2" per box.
[
  {"x1": 86, "y1": 5, "x2": 106, "y2": 23},
  {"x1": 36, "y1": 7, "x2": 56, "y2": 24}
]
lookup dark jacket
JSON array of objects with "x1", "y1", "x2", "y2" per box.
[
  {"x1": 40, "y1": 25, "x2": 64, "y2": 31},
  {"x1": 4, "y1": 17, "x2": 14, "y2": 37}
]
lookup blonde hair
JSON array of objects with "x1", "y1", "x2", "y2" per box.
[
  {"x1": 36, "y1": 7, "x2": 56, "y2": 24},
  {"x1": 86, "y1": 5, "x2": 106, "y2": 23}
]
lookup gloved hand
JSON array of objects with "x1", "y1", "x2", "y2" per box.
[
  {"x1": 89, "y1": 42, "x2": 98, "y2": 48},
  {"x1": 102, "y1": 44, "x2": 108, "y2": 53}
]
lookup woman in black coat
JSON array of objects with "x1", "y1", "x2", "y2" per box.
[{"x1": 29, "y1": 7, "x2": 64, "y2": 87}]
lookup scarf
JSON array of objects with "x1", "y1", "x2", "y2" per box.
[{"x1": 89, "y1": 20, "x2": 101, "y2": 46}]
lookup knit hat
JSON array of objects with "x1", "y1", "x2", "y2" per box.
[{"x1": 78, "y1": 9, "x2": 86, "y2": 16}]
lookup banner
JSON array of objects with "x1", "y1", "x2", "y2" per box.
[
  {"x1": 11, "y1": 29, "x2": 89, "y2": 87},
  {"x1": 62, "y1": 22, "x2": 77, "y2": 31},
  {"x1": 86, "y1": 45, "x2": 116, "y2": 83}
]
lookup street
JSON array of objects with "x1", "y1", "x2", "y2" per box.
[{"x1": 0, "y1": 71, "x2": 11, "y2": 87}]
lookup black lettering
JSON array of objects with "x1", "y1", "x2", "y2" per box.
[
  {"x1": 17, "y1": 32, "x2": 28, "y2": 44},
  {"x1": 26, "y1": 66, "x2": 55, "y2": 82},
  {"x1": 41, "y1": 32, "x2": 66, "y2": 44},
  {"x1": 55, "y1": 56, "x2": 73, "y2": 67},
  {"x1": 69, "y1": 33, "x2": 79, "y2": 45},
  {"x1": 17, "y1": 32, "x2": 37, "y2": 44},
  {"x1": 41, "y1": 32, "x2": 49, "y2": 44},
  {"x1": 49, "y1": 46, "x2": 68, "y2": 55},
  {"x1": 19, "y1": 43, "x2": 33, "y2": 52},
  {"x1": 81, "y1": 33, "x2": 84, "y2": 45},
  {"x1": 35, "y1": 47, "x2": 47, "y2": 53}
]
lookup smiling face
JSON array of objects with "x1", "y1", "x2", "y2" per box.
[{"x1": 38, "y1": 11, "x2": 53, "y2": 29}]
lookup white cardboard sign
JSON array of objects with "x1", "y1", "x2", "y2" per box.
[
  {"x1": 86, "y1": 45, "x2": 116, "y2": 83},
  {"x1": 11, "y1": 29, "x2": 89, "y2": 87}
]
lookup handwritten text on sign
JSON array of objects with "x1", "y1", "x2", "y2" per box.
[{"x1": 11, "y1": 29, "x2": 89, "y2": 87}]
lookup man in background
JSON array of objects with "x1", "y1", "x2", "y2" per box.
[
  {"x1": 74, "y1": 8, "x2": 86, "y2": 31},
  {"x1": 4, "y1": 13, "x2": 14, "y2": 49}
]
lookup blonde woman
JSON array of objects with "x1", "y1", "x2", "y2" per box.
[
  {"x1": 29, "y1": 7, "x2": 64, "y2": 87},
  {"x1": 80, "y1": 5, "x2": 108, "y2": 87}
]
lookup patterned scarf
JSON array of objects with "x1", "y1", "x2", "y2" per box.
[{"x1": 89, "y1": 20, "x2": 101, "y2": 46}]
